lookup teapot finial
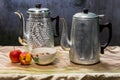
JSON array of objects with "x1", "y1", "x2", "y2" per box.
[
  {"x1": 35, "y1": 3, "x2": 41, "y2": 8},
  {"x1": 83, "y1": 8, "x2": 88, "y2": 14}
]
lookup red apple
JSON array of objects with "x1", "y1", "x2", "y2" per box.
[
  {"x1": 19, "y1": 52, "x2": 32, "y2": 65},
  {"x1": 9, "y1": 50, "x2": 22, "y2": 63}
]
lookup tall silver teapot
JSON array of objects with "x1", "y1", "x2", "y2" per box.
[
  {"x1": 15, "y1": 4, "x2": 59, "y2": 50},
  {"x1": 61, "y1": 9, "x2": 112, "y2": 65}
]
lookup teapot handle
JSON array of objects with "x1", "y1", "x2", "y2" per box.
[
  {"x1": 51, "y1": 16, "x2": 59, "y2": 37},
  {"x1": 99, "y1": 23, "x2": 112, "y2": 54}
]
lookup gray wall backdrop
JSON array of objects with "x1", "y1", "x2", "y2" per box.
[{"x1": 0, "y1": 0, "x2": 119, "y2": 45}]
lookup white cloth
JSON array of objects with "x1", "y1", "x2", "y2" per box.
[{"x1": 0, "y1": 46, "x2": 120, "y2": 80}]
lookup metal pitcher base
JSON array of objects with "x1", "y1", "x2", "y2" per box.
[{"x1": 70, "y1": 59, "x2": 100, "y2": 65}]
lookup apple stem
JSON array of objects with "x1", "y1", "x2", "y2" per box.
[{"x1": 13, "y1": 46, "x2": 15, "y2": 51}]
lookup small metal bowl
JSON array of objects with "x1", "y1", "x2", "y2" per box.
[{"x1": 31, "y1": 47, "x2": 56, "y2": 65}]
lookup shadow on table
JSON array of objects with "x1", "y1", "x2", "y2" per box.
[{"x1": 81, "y1": 75, "x2": 120, "y2": 80}]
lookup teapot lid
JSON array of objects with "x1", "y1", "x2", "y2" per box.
[
  {"x1": 27, "y1": 3, "x2": 50, "y2": 14},
  {"x1": 73, "y1": 9, "x2": 98, "y2": 19}
]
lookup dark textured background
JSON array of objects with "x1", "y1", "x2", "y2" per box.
[{"x1": 0, "y1": 0, "x2": 119, "y2": 45}]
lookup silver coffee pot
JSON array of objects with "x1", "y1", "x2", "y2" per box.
[
  {"x1": 15, "y1": 4, "x2": 59, "y2": 50},
  {"x1": 61, "y1": 9, "x2": 112, "y2": 65}
]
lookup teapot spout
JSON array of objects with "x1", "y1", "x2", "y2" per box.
[
  {"x1": 60, "y1": 18, "x2": 71, "y2": 50},
  {"x1": 14, "y1": 10, "x2": 27, "y2": 45}
]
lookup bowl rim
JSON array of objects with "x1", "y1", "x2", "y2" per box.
[{"x1": 31, "y1": 47, "x2": 57, "y2": 55}]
